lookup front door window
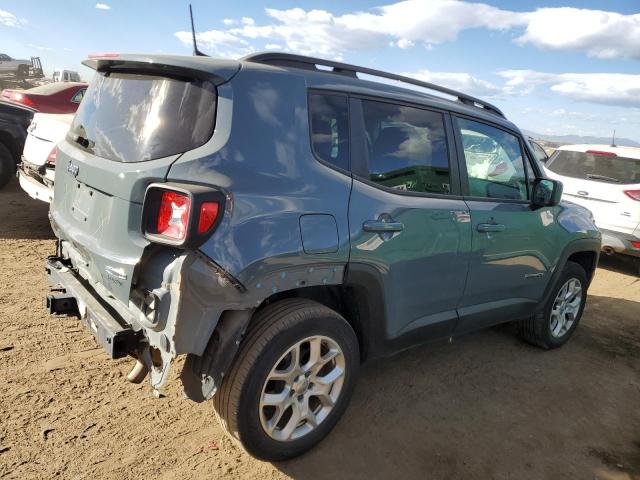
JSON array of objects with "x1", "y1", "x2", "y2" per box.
[{"x1": 458, "y1": 118, "x2": 528, "y2": 200}]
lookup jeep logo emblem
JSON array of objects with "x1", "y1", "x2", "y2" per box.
[{"x1": 67, "y1": 161, "x2": 79, "y2": 177}]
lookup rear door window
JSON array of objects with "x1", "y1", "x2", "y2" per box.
[
  {"x1": 457, "y1": 118, "x2": 528, "y2": 200},
  {"x1": 362, "y1": 100, "x2": 451, "y2": 195},
  {"x1": 68, "y1": 72, "x2": 217, "y2": 162},
  {"x1": 546, "y1": 150, "x2": 640, "y2": 184},
  {"x1": 309, "y1": 93, "x2": 350, "y2": 171}
]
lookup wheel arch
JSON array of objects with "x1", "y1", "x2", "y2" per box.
[
  {"x1": 538, "y1": 238, "x2": 600, "y2": 312},
  {"x1": 251, "y1": 282, "x2": 375, "y2": 363},
  {"x1": 567, "y1": 250, "x2": 598, "y2": 284}
]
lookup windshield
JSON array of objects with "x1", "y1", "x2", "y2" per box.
[
  {"x1": 546, "y1": 150, "x2": 640, "y2": 184},
  {"x1": 68, "y1": 71, "x2": 217, "y2": 162}
]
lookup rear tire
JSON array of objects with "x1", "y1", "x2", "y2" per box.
[
  {"x1": 214, "y1": 298, "x2": 359, "y2": 461},
  {"x1": 520, "y1": 261, "x2": 587, "y2": 349},
  {"x1": 0, "y1": 142, "x2": 15, "y2": 189}
]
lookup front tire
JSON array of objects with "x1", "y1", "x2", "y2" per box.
[
  {"x1": 214, "y1": 298, "x2": 359, "y2": 461},
  {"x1": 520, "y1": 261, "x2": 588, "y2": 349}
]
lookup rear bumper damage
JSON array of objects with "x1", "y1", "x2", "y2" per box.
[
  {"x1": 45, "y1": 238, "x2": 346, "y2": 399},
  {"x1": 44, "y1": 241, "x2": 255, "y2": 397},
  {"x1": 18, "y1": 162, "x2": 54, "y2": 203},
  {"x1": 46, "y1": 256, "x2": 140, "y2": 358}
]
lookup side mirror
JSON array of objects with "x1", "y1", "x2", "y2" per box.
[{"x1": 532, "y1": 178, "x2": 563, "y2": 207}]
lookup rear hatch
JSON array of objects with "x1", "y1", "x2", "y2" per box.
[
  {"x1": 50, "y1": 54, "x2": 239, "y2": 304},
  {"x1": 545, "y1": 149, "x2": 640, "y2": 235},
  {"x1": 23, "y1": 112, "x2": 73, "y2": 166}
]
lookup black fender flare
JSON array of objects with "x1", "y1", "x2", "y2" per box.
[{"x1": 536, "y1": 237, "x2": 600, "y2": 312}]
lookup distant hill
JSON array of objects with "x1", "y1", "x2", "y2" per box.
[{"x1": 523, "y1": 130, "x2": 640, "y2": 148}]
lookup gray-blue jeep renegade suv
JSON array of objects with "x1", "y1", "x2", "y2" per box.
[{"x1": 45, "y1": 52, "x2": 601, "y2": 460}]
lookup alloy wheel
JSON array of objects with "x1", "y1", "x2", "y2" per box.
[
  {"x1": 550, "y1": 277, "x2": 582, "y2": 338},
  {"x1": 259, "y1": 335, "x2": 346, "y2": 442}
]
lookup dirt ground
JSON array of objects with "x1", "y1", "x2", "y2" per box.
[{"x1": 1, "y1": 177, "x2": 639, "y2": 480}]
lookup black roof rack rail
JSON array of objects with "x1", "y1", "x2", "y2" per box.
[{"x1": 242, "y1": 52, "x2": 505, "y2": 118}]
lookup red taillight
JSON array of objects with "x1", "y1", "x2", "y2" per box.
[
  {"x1": 157, "y1": 191, "x2": 191, "y2": 241},
  {"x1": 631, "y1": 241, "x2": 640, "y2": 249},
  {"x1": 586, "y1": 150, "x2": 617, "y2": 156},
  {"x1": 198, "y1": 202, "x2": 220, "y2": 234},
  {"x1": 46, "y1": 146, "x2": 57, "y2": 165},
  {"x1": 623, "y1": 190, "x2": 640, "y2": 201},
  {"x1": 143, "y1": 184, "x2": 224, "y2": 247},
  {"x1": 13, "y1": 93, "x2": 36, "y2": 109}
]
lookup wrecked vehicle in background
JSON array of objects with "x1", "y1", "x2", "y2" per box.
[
  {"x1": 46, "y1": 52, "x2": 601, "y2": 461},
  {"x1": 18, "y1": 112, "x2": 73, "y2": 203}
]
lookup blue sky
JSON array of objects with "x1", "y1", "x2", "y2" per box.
[{"x1": 1, "y1": 0, "x2": 639, "y2": 142}]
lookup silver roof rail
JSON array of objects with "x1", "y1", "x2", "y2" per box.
[{"x1": 242, "y1": 52, "x2": 505, "y2": 118}]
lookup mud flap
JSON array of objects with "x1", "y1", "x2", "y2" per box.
[{"x1": 180, "y1": 309, "x2": 254, "y2": 402}]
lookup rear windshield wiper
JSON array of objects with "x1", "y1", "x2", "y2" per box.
[{"x1": 586, "y1": 173, "x2": 621, "y2": 183}]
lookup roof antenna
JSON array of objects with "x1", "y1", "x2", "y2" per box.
[
  {"x1": 189, "y1": 4, "x2": 208, "y2": 57},
  {"x1": 611, "y1": 129, "x2": 617, "y2": 147}
]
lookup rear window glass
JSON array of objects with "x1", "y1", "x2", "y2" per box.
[
  {"x1": 309, "y1": 93, "x2": 350, "y2": 171},
  {"x1": 68, "y1": 72, "x2": 217, "y2": 162},
  {"x1": 547, "y1": 150, "x2": 640, "y2": 184}
]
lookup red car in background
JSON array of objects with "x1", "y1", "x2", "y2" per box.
[{"x1": 1, "y1": 82, "x2": 87, "y2": 114}]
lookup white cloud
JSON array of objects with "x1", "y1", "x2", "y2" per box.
[
  {"x1": 265, "y1": 43, "x2": 282, "y2": 50},
  {"x1": 174, "y1": 29, "x2": 252, "y2": 58},
  {"x1": 0, "y1": 9, "x2": 23, "y2": 27},
  {"x1": 27, "y1": 43, "x2": 53, "y2": 52},
  {"x1": 499, "y1": 70, "x2": 640, "y2": 108},
  {"x1": 95, "y1": 3, "x2": 111, "y2": 10},
  {"x1": 404, "y1": 69, "x2": 503, "y2": 98},
  {"x1": 517, "y1": 8, "x2": 640, "y2": 59},
  {"x1": 218, "y1": 1, "x2": 525, "y2": 57},
  {"x1": 174, "y1": 1, "x2": 640, "y2": 60}
]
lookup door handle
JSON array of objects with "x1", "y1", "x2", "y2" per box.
[
  {"x1": 363, "y1": 220, "x2": 404, "y2": 233},
  {"x1": 477, "y1": 223, "x2": 505, "y2": 233}
]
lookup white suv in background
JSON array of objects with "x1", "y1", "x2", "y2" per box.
[{"x1": 544, "y1": 144, "x2": 640, "y2": 270}]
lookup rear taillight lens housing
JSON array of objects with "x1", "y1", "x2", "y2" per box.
[
  {"x1": 46, "y1": 146, "x2": 57, "y2": 165},
  {"x1": 623, "y1": 190, "x2": 640, "y2": 201},
  {"x1": 13, "y1": 93, "x2": 36, "y2": 109},
  {"x1": 631, "y1": 241, "x2": 640, "y2": 249},
  {"x1": 198, "y1": 202, "x2": 219, "y2": 234},
  {"x1": 157, "y1": 191, "x2": 191, "y2": 241},
  {"x1": 142, "y1": 183, "x2": 225, "y2": 248}
]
